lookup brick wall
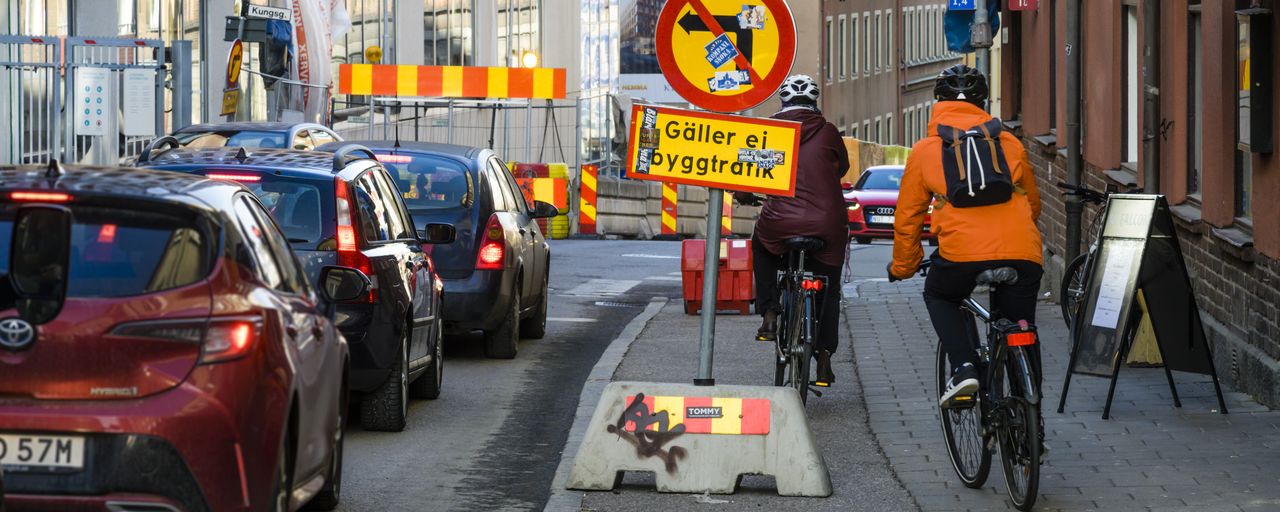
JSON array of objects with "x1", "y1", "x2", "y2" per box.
[{"x1": 1019, "y1": 131, "x2": 1280, "y2": 408}]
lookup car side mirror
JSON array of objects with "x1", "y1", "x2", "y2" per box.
[
  {"x1": 9, "y1": 206, "x2": 72, "y2": 325},
  {"x1": 530, "y1": 200, "x2": 559, "y2": 219},
  {"x1": 417, "y1": 223, "x2": 456, "y2": 244},
  {"x1": 319, "y1": 266, "x2": 370, "y2": 303}
]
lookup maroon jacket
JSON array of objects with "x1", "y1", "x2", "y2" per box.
[{"x1": 743, "y1": 106, "x2": 850, "y2": 267}]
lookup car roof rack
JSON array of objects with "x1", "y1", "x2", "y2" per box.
[
  {"x1": 137, "y1": 136, "x2": 183, "y2": 165},
  {"x1": 330, "y1": 143, "x2": 379, "y2": 173}
]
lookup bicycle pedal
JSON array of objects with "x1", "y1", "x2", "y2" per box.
[{"x1": 807, "y1": 387, "x2": 824, "y2": 397}]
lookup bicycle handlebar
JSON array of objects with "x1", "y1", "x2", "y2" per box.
[{"x1": 1056, "y1": 181, "x2": 1107, "y2": 204}]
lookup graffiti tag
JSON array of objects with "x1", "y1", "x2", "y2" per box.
[{"x1": 606, "y1": 393, "x2": 688, "y2": 473}]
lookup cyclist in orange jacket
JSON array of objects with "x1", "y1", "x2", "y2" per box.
[{"x1": 888, "y1": 65, "x2": 1044, "y2": 406}]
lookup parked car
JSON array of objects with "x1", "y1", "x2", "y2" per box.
[
  {"x1": 171, "y1": 122, "x2": 342, "y2": 150},
  {"x1": 319, "y1": 141, "x2": 557, "y2": 359},
  {"x1": 0, "y1": 163, "x2": 356, "y2": 511},
  {"x1": 845, "y1": 165, "x2": 937, "y2": 245},
  {"x1": 138, "y1": 142, "x2": 453, "y2": 432}
]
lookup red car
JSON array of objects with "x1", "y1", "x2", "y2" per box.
[
  {"x1": 0, "y1": 165, "x2": 360, "y2": 511},
  {"x1": 844, "y1": 165, "x2": 937, "y2": 245}
]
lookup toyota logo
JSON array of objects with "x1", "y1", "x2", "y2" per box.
[{"x1": 0, "y1": 317, "x2": 36, "y2": 351}]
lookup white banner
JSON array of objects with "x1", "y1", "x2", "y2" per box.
[
  {"x1": 122, "y1": 69, "x2": 156, "y2": 136},
  {"x1": 290, "y1": 0, "x2": 351, "y2": 123}
]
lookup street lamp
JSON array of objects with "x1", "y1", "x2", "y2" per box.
[{"x1": 521, "y1": 51, "x2": 539, "y2": 69}]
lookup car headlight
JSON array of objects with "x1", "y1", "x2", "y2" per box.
[{"x1": 847, "y1": 200, "x2": 861, "y2": 211}]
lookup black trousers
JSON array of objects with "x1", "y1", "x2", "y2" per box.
[
  {"x1": 923, "y1": 252, "x2": 1043, "y2": 371},
  {"x1": 752, "y1": 237, "x2": 842, "y2": 353}
]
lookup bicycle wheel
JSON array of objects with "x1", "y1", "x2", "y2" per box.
[
  {"x1": 1059, "y1": 253, "x2": 1089, "y2": 328},
  {"x1": 788, "y1": 292, "x2": 815, "y2": 404},
  {"x1": 936, "y1": 339, "x2": 991, "y2": 488},
  {"x1": 773, "y1": 285, "x2": 791, "y2": 386},
  {"x1": 995, "y1": 347, "x2": 1041, "y2": 511}
]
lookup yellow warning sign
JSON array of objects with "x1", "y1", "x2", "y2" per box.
[
  {"x1": 625, "y1": 104, "x2": 800, "y2": 196},
  {"x1": 221, "y1": 88, "x2": 240, "y2": 116}
]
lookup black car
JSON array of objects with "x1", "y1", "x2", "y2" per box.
[
  {"x1": 171, "y1": 121, "x2": 342, "y2": 150},
  {"x1": 319, "y1": 141, "x2": 556, "y2": 359},
  {"x1": 138, "y1": 142, "x2": 452, "y2": 432}
]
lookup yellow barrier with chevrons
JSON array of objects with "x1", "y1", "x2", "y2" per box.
[{"x1": 338, "y1": 64, "x2": 567, "y2": 100}]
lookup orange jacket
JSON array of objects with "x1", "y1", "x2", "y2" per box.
[{"x1": 890, "y1": 101, "x2": 1043, "y2": 279}]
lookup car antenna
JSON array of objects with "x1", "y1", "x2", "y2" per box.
[
  {"x1": 394, "y1": 130, "x2": 401, "y2": 150},
  {"x1": 234, "y1": 146, "x2": 250, "y2": 164},
  {"x1": 45, "y1": 159, "x2": 65, "y2": 179}
]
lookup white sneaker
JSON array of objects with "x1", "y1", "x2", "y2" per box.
[{"x1": 940, "y1": 363, "x2": 979, "y2": 407}]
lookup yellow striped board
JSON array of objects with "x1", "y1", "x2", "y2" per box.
[{"x1": 338, "y1": 64, "x2": 567, "y2": 99}]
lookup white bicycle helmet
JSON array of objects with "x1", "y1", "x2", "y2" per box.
[{"x1": 778, "y1": 74, "x2": 820, "y2": 104}]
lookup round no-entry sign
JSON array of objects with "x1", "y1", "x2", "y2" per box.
[{"x1": 655, "y1": 0, "x2": 796, "y2": 113}]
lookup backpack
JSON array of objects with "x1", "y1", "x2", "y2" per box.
[{"x1": 936, "y1": 118, "x2": 1014, "y2": 208}]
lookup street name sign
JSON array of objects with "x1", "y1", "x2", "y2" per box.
[
  {"x1": 625, "y1": 104, "x2": 800, "y2": 196},
  {"x1": 655, "y1": 0, "x2": 796, "y2": 113},
  {"x1": 246, "y1": 4, "x2": 291, "y2": 21}
]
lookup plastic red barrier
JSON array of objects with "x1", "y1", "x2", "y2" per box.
[{"x1": 681, "y1": 238, "x2": 754, "y2": 315}]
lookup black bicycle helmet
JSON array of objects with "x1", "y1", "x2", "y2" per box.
[{"x1": 933, "y1": 65, "x2": 988, "y2": 106}]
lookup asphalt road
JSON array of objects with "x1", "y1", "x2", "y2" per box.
[{"x1": 336, "y1": 240, "x2": 684, "y2": 512}]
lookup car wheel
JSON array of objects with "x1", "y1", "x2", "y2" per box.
[
  {"x1": 409, "y1": 320, "x2": 444, "y2": 399},
  {"x1": 484, "y1": 290, "x2": 520, "y2": 359},
  {"x1": 855, "y1": 237, "x2": 872, "y2": 245},
  {"x1": 519, "y1": 272, "x2": 548, "y2": 339},
  {"x1": 270, "y1": 433, "x2": 292, "y2": 512},
  {"x1": 305, "y1": 379, "x2": 346, "y2": 511},
  {"x1": 360, "y1": 333, "x2": 408, "y2": 432}
]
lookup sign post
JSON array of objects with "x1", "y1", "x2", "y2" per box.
[{"x1": 222, "y1": 38, "x2": 243, "y2": 118}]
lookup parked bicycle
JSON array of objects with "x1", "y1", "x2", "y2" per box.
[
  {"x1": 1056, "y1": 181, "x2": 1142, "y2": 329},
  {"x1": 773, "y1": 237, "x2": 829, "y2": 404},
  {"x1": 920, "y1": 260, "x2": 1044, "y2": 511}
]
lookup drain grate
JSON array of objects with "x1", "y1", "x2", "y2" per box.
[{"x1": 594, "y1": 301, "x2": 645, "y2": 308}]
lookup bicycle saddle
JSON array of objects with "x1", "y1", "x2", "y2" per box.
[
  {"x1": 783, "y1": 237, "x2": 825, "y2": 253},
  {"x1": 976, "y1": 267, "x2": 1019, "y2": 286}
]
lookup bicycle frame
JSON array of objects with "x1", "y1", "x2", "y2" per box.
[{"x1": 960, "y1": 294, "x2": 1040, "y2": 411}]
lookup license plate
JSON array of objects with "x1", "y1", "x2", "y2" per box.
[
  {"x1": 868, "y1": 215, "x2": 896, "y2": 224},
  {"x1": 0, "y1": 433, "x2": 85, "y2": 470}
]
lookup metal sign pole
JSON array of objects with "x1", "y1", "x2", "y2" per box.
[{"x1": 696, "y1": 188, "x2": 723, "y2": 386}]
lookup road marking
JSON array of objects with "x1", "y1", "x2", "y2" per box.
[
  {"x1": 621, "y1": 253, "x2": 680, "y2": 260},
  {"x1": 645, "y1": 276, "x2": 682, "y2": 281},
  {"x1": 548, "y1": 317, "x2": 598, "y2": 323},
  {"x1": 561, "y1": 279, "x2": 642, "y2": 297}
]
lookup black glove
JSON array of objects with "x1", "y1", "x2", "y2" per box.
[
  {"x1": 734, "y1": 192, "x2": 762, "y2": 206},
  {"x1": 886, "y1": 262, "x2": 901, "y2": 283}
]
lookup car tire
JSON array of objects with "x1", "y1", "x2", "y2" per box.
[
  {"x1": 409, "y1": 320, "x2": 444, "y2": 400},
  {"x1": 360, "y1": 333, "x2": 408, "y2": 432},
  {"x1": 519, "y1": 273, "x2": 548, "y2": 339},
  {"x1": 855, "y1": 237, "x2": 872, "y2": 245},
  {"x1": 305, "y1": 377, "x2": 346, "y2": 511},
  {"x1": 484, "y1": 291, "x2": 520, "y2": 359}
]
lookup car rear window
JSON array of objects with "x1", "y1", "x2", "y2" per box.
[
  {"x1": 0, "y1": 205, "x2": 213, "y2": 298},
  {"x1": 203, "y1": 172, "x2": 336, "y2": 249},
  {"x1": 375, "y1": 153, "x2": 473, "y2": 211},
  {"x1": 857, "y1": 169, "x2": 905, "y2": 190},
  {"x1": 176, "y1": 130, "x2": 289, "y2": 149}
]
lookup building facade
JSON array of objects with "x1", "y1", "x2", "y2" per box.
[{"x1": 999, "y1": 0, "x2": 1280, "y2": 406}]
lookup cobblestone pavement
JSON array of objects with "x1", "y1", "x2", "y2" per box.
[{"x1": 848, "y1": 279, "x2": 1280, "y2": 512}]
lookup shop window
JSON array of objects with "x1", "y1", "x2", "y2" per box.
[{"x1": 425, "y1": 0, "x2": 474, "y2": 66}]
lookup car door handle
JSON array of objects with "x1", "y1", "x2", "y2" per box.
[
  {"x1": 286, "y1": 326, "x2": 299, "y2": 339},
  {"x1": 519, "y1": 228, "x2": 527, "y2": 235},
  {"x1": 312, "y1": 325, "x2": 325, "y2": 338}
]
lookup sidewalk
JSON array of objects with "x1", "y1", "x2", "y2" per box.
[
  {"x1": 850, "y1": 279, "x2": 1280, "y2": 512},
  {"x1": 575, "y1": 298, "x2": 917, "y2": 511}
]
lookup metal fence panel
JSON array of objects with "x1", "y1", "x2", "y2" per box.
[
  {"x1": 64, "y1": 37, "x2": 167, "y2": 165},
  {"x1": 0, "y1": 36, "x2": 62, "y2": 164}
]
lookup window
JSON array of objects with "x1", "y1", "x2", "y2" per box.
[
  {"x1": 873, "y1": 11, "x2": 881, "y2": 73},
  {"x1": 851, "y1": 14, "x2": 859, "y2": 79},
  {"x1": 1188, "y1": 8, "x2": 1203, "y2": 199},
  {"x1": 1236, "y1": 14, "x2": 1253, "y2": 221},
  {"x1": 485, "y1": 166, "x2": 509, "y2": 212},
  {"x1": 488, "y1": 158, "x2": 524, "y2": 213},
  {"x1": 863, "y1": 120, "x2": 871, "y2": 140},
  {"x1": 496, "y1": 160, "x2": 530, "y2": 213},
  {"x1": 838, "y1": 15, "x2": 847, "y2": 80},
  {"x1": 425, "y1": 0, "x2": 474, "y2": 66},
  {"x1": 863, "y1": 12, "x2": 872, "y2": 75},
  {"x1": 887, "y1": 113, "x2": 894, "y2": 145},
  {"x1": 851, "y1": 123, "x2": 859, "y2": 140},
  {"x1": 311, "y1": 130, "x2": 337, "y2": 147},
  {"x1": 353, "y1": 172, "x2": 392, "y2": 242},
  {"x1": 379, "y1": 153, "x2": 475, "y2": 211},
  {"x1": 905, "y1": 8, "x2": 913, "y2": 63},
  {"x1": 292, "y1": 131, "x2": 315, "y2": 151},
  {"x1": 245, "y1": 199, "x2": 311, "y2": 297},
  {"x1": 498, "y1": 0, "x2": 541, "y2": 68},
  {"x1": 874, "y1": 116, "x2": 883, "y2": 144},
  {"x1": 1123, "y1": 7, "x2": 1139, "y2": 162},
  {"x1": 234, "y1": 196, "x2": 284, "y2": 289},
  {"x1": 885, "y1": 11, "x2": 893, "y2": 71},
  {"x1": 370, "y1": 170, "x2": 415, "y2": 240},
  {"x1": 826, "y1": 16, "x2": 835, "y2": 83}
]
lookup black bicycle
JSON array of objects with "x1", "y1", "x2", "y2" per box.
[
  {"x1": 1056, "y1": 182, "x2": 1143, "y2": 328},
  {"x1": 773, "y1": 236, "x2": 828, "y2": 404},
  {"x1": 920, "y1": 260, "x2": 1044, "y2": 511}
]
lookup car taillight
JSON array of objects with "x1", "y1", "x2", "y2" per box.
[
  {"x1": 109, "y1": 316, "x2": 262, "y2": 364},
  {"x1": 334, "y1": 177, "x2": 377, "y2": 303},
  {"x1": 10, "y1": 191, "x2": 71, "y2": 202},
  {"x1": 476, "y1": 214, "x2": 506, "y2": 270},
  {"x1": 206, "y1": 172, "x2": 262, "y2": 182}
]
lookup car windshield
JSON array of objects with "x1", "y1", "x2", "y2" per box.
[
  {"x1": 856, "y1": 169, "x2": 905, "y2": 190},
  {"x1": 205, "y1": 172, "x2": 335, "y2": 248},
  {"x1": 375, "y1": 153, "x2": 473, "y2": 211},
  {"x1": 176, "y1": 130, "x2": 289, "y2": 149},
  {"x1": 0, "y1": 204, "x2": 212, "y2": 298}
]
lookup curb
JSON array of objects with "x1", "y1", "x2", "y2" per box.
[{"x1": 544, "y1": 296, "x2": 669, "y2": 512}]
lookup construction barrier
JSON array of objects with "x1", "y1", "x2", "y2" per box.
[
  {"x1": 660, "y1": 182, "x2": 678, "y2": 238},
  {"x1": 337, "y1": 64, "x2": 567, "y2": 100},
  {"x1": 681, "y1": 238, "x2": 753, "y2": 315},
  {"x1": 721, "y1": 191, "x2": 733, "y2": 236},
  {"x1": 547, "y1": 163, "x2": 571, "y2": 239},
  {"x1": 579, "y1": 164, "x2": 598, "y2": 235}
]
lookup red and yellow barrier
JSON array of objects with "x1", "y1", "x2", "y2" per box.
[
  {"x1": 661, "y1": 183, "x2": 678, "y2": 236},
  {"x1": 579, "y1": 165, "x2": 598, "y2": 235},
  {"x1": 622, "y1": 395, "x2": 770, "y2": 435},
  {"x1": 721, "y1": 191, "x2": 733, "y2": 236},
  {"x1": 338, "y1": 64, "x2": 567, "y2": 99}
]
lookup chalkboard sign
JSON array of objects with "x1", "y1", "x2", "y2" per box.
[{"x1": 1058, "y1": 195, "x2": 1227, "y2": 418}]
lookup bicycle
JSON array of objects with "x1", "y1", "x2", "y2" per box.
[
  {"x1": 916, "y1": 260, "x2": 1044, "y2": 511},
  {"x1": 1056, "y1": 182, "x2": 1142, "y2": 328},
  {"x1": 773, "y1": 236, "x2": 828, "y2": 405}
]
